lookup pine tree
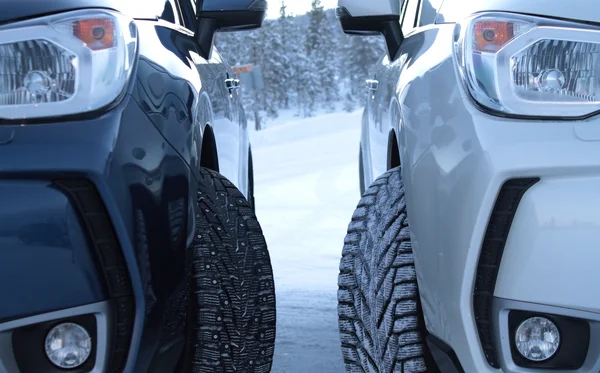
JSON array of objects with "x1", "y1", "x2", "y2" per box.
[
  {"x1": 305, "y1": 0, "x2": 338, "y2": 112},
  {"x1": 215, "y1": 3, "x2": 386, "y2": 120},
  {"x1": 341, "y1": 34, "x2": 386, "y2": 111},
  {"x1": 269, "y1": 2, "x2": 294, "y2": 111}
]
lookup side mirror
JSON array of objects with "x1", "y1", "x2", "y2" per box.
[
  {"x1": 336, "y1": 0, "x2": 403, "y2": 61},
  {"x1": 195, "y1": 0, "x2": 268, "y2": 59}
]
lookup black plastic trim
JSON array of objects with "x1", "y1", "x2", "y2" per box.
[
  {"x1": 473, "y1": 178, "x2": 540, "y2": 368},
  {"x1": 53, "y1": 179, "x2": 134, "y2": 373},
  {"x1": 336, "y1": 6, "x2": 403, "y2": 61},
  {"x1": 427, "y1": 334, "x2": 466, "y2": 373},
  {"x1": 195, "y1": 10, "x2": 266, "y2": 59}
]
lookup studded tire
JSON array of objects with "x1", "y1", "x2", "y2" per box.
[
  {"x1": 186, "y1": 168, "x2": 276, "y2": 373},
  {"x1": 338, "y1": 167, "x2": 435, "y2": 373}
]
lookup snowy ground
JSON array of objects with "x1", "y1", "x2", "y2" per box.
[{"x1": 250, "y1": 110, "x2": 362, "y2": 373}]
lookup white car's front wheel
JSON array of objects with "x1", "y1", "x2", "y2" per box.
[{"x1": 338, "y1": 167, "x2": 437, "y2": 373}]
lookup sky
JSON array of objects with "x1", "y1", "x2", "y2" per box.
[{"x1": 267, "y1": 0, "x2": 337, "y2": 18}]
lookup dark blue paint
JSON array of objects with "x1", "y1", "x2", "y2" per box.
[
  {"x1": 0, "y1": 0, "x2": 267, "y2": 25},
  {"x1": 0, "y1": 0, "x2": 159, "y2": 24},
  {"x1": 0, "y1": 0, "x2": 252, "y2": 371},
  {"x1": 0, "y1": 11, "x2": 251, "y2": 373},
  {"x1": 0, "y1": 180, "x2": 106, "y2": 322}
]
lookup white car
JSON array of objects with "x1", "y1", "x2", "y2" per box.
[{"x1": 336, "y1": 0, "x2": 600, "y2": 372}]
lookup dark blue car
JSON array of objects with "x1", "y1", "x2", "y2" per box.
[{"x1": 0, "y1": 1, "x2": 276, "y2": 372}]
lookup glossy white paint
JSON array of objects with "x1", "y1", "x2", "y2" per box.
[
  {"x1": 337, "y1": 0, "x2": 400, "y2": 17},
  {"x1": 353, "y1": 3, "x2": 600, "y2": 371},
  {"x1": 437, "y1": 0, "x2": 600, "y2": 24},
  {"x1": 496, "y1": 177, "x2": 600, "y2": 313}
]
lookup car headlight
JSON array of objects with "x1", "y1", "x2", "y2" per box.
[
  {"x1": 0, "y1": 9, "x2": 137, "y2": 120},
  {"x1": 454, "y1": 12, "x2": 600, "y2": 118}
]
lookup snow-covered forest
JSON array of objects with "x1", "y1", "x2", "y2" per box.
[{"x1": 215, "y1": 0, "x2": 385, "y2": 127}]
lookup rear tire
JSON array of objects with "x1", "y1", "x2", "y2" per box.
[
  {"x1": 186, "y1": 168, "x2": 276, "y2": 373},
  {"x1": 338, "y1": 167, "x2": 434, "y2": 373}
]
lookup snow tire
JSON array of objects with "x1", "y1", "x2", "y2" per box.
[
  {"x1": 338, "y1": 167, "x2": 433, "y2": 373},
  {"x1": 186, "y1": 168, "x2": 276, "y2": 373}
]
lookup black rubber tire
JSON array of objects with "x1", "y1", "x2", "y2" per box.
[
  {"x1": 187, "y1": 168, "x2": 276, "y2": 373},
  {"x1": 338, "y1": 167, "x2": 433, "y2": 373}
]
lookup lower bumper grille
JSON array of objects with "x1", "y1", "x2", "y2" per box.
[
  {"x1": 54, "y1": 179, "x2": 134, "y2": 373},
  {"x1": 473, "y1": 178, "x2": 539, "y2": 368}
]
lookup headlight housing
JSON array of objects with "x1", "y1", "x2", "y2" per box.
[
  {"x1": 454, "y1": 12, "x2": 600, "y2": 118},
  {"x1": 0, "y1": 9, "x2": 137, "y2": 120}
]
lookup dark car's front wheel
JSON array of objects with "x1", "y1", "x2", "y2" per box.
[{"x1": 183, "y1": 168, "x2": 276, "y2": 373}]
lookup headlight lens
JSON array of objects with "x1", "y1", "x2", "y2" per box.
[
  {"x1": 455, "y1": 13, "x2": 600, "y2": 118},
  {"x1": 0, "y1": 10, "x2": 137, "y2": 120}
]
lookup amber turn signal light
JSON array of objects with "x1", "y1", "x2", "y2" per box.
[
  {"x1": 473, "y1": 20, "x2": 515, "y2": 52},
  {"x1": 73, "y1": 18, "x2": 115, "y2": 51}
]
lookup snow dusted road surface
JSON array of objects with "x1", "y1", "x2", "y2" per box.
[{"x1": 250, "y1": 111, "x2": 362, "y2": 373}]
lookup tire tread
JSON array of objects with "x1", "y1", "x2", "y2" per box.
[
  {"x1": 189, "y1": 168, "x2": 276, "y2": 373},
  {"x1": 338, "y1": 167, "x2": 429, "y2": 373}
]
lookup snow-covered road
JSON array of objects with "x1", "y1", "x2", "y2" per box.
[{"x1": 250, "y1": 111, "x2": 362, "y2": 373}]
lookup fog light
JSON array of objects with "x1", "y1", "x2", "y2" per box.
[
  {"x1": 45, "y1": 323, "x2": 92, "y2": 369},
  {"x1": 515, "y1": 317, "x2": 560, "y2": 361}
]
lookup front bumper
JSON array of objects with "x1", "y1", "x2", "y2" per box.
[
  {"x1": 0, "y1": 180, "x2": 107, "y2": 323},
  {"x1": 402, "y1": 28, "x2": 600, "y2": 373},
  {"x1": 0, "y1": 95, "x2": 178, "y2": 373}
]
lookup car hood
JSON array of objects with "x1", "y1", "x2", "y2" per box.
[
  {"x1": 437, "y1": 0, "x2": 600, "y2": 25},
  {"x1": 0, "y1": 0, "x2": 167, "y2": 24}
]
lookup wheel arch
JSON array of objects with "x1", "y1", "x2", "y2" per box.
[
  {"x1": 387, "y1": 129, "x2": 401, "y2": 170},
  {"x1": 200, "y1": 125, "x2": 219, "y2": 173}
]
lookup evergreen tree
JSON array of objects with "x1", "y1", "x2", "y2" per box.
[
  {"x1": 215, "y1": 5, "x2": 387, "y2": 122},
  {"x1": 341, "y1": 33, "x2": 386, "y2": 110},
  {"x1": 305, "y1": 0, "x2": 337, "y2": 111},
  {"x1": 269, "y1": 2, "x2": 294, "y2": 110}
]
